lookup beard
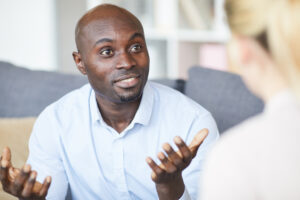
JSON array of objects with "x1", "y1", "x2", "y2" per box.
[{"x1": 118, "y1": 86, "x2": 143, "y2": 103}]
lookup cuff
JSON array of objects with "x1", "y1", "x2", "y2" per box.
[{"x1": 179, "y1": 187, "x2": 191, "y2": 200}]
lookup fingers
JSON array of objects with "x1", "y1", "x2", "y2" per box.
[
  {"x1": 162, "y1": 143, "x2": 185, "y2": 170},
  {"x1": 38, "y1": 176, "x2": 51, "y2": 197},
  {"x1": 188, "y1": 128, "x2": 209, "y2": 157},
  {"x1": 21, "y1": 171, "x2": 37, "y2": 197},
  {"x1": 11, "y1": 165, "x2": 31, "y2": 196},
  {"x1": 146, "y1": 157, "x2": 164, "y2": 182},
  {"x1": 9, "y1": 168, "x2": 21, "y2": 180},
  {"x1": 0, "y1": 147, "x2": 12, "y2": 186},
  {"x1": 0, "y1": 148, "x2": 50, "y2": 199},
  {"x1": 174, "y1": 136, "x2": 192, "y2": 163},
  {"x1": 21, "y1": 172, "x2": 51, "y2": 198},
  {"x1": 1, "y1": 147, "x2": 11, "y2": 168},
  {"x1": 147, "y1": 136, "x2": 196, "y2": 179},
  {"x1": 157, "y1": 152, "x2": 177, "y2": 173},
  {"x1": 0, "y1": 159, "x2": 9, "y2": 187},
  {"x1": 1, "y1": 147, "x2": 12, "y2": 167}
]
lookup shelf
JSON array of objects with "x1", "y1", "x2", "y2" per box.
[
  {"x1": 86, "y1": 0, "x2": 229, "y2": 79},
  {"x1": 177, "y1": 29, "x2": 230, "y2": 43},
  {"x1": 145, "y1": 28, "x2": 230, "y2": 43}
]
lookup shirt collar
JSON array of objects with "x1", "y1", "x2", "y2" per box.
[
  {"x1": 89, "y1": 82, "x2": 154, "y2": 126},
  {"x1": 90, "y1": 89, "x2": 103, "y2": 124},
  {"x1": 130, "y1": 82, "x2": 154, "y2": 126}
]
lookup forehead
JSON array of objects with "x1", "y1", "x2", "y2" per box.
[{"x1": 81, "y1": 16, "x2": 143, "y2": 42}]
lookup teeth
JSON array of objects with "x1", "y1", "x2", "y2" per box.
[{"x1": 120, "y1": 77, "x2": 135, "y2": 83}]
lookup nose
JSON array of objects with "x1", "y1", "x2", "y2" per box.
[{"x1": 116, "y1": 51, "x2": 136, "y2": 70}]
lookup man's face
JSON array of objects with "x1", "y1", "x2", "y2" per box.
[{"x1": 77, "y1": 17, "x2": 149, "y2": 103}]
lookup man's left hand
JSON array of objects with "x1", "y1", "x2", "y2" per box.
[{"x1": 146, "y1": 128, "x2": 209, "y2": 200}]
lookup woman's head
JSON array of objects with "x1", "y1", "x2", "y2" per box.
[{"x1": 225, "y1": 0, "x2": 300, "y2": 100}]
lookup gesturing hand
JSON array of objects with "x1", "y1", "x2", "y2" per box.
[
  {"x1": 0, "y1": 147, "x2": 51, "y2": 200},
  {"x1": 146, "y1": 128, "x2": 209, "y2": 200}
]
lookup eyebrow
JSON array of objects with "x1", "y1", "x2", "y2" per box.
[
  {"x1": 129, "y1": 32, "x2": 144, "y2": 41},
  {"x1": 93, "y1": 32, "x2": 144, "y2": 47},
  {"x1": 94, "y1": 38, "x2": 113, "y2": 47}
]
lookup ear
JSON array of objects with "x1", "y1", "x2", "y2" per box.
[
  {"x1": 72, "y1": 51, "x2": 87, "y2": 75},
  {"x1": 237, "y1": 36, "x2": 270, "y2": 67},
  {"x1": 227, "y1": 36, "x2": 254, "y2": 73},
  {"x1": 235, "y1": 36, "x2": 254, "y2": 65}
]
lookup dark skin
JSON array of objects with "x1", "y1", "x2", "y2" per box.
[
  {"x1": 0, "y1": 4, "x2": 209, "y2": 199},
  {"x1": 73, "y1": 5, "x2": 150, "y2": 132},
  {"x1": 0, "y1": 147, "x2": 51, "y2": 199},
  {"x1": 73, "y1": 6, "x2": 209, "y2": 199},
  {"x1": 146, "y1": 128, "x2": 209, "y2": 200}
]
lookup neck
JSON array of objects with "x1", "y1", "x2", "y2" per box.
[
  {"x1": 255, "y1": 67, "x2": 289, "y2": 103},
  {"x1": 261, "y1": 82, "x2": 288, "y2": 103},
  {"x1": 96, "y1": 95, "x2": 141, "y2": 133}
]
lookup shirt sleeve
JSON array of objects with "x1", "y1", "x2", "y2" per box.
[
  {"x1": 182, "y1": 112, "x2": 220, "y2": 200},
  {"x1": 27, "y1": 108, "x2": 68, "y2": 200}
]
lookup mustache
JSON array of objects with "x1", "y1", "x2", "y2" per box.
[{"x1": 111, "y1": 69, "x2": 141, "y2": 81}]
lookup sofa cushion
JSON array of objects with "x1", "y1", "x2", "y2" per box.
[
  {"x1": 0, "y1": 117, "x2": 36, "y2": 200},
  {"x1": 185, "y1": 66, "x2": 264, "y2": 133},
  {"x1": 151, "y1": 79, "x2": 185, "y2": 93},
  {"x1": 0, "y1": 117, "x2": 35, "y2": 167},
  {"x1": 0, "y1": 62, "x2": 88, "y2": 117}
]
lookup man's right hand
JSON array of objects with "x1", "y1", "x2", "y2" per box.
[{"x1": 0, "y1": 147, "x2": 51, "y2": 200}]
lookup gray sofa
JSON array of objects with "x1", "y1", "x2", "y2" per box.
[{"x1": 0, "y1": 61, "x2": 264, "y2": 133}]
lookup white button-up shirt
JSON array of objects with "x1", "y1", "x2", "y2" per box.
[{"x1": 27, "y1": 81, "x2": 219, "y2": 200}]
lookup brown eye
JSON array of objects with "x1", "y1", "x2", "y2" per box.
[
  {"x1": 100, "y1": 48, "x2": 114, "y2": 56},
  {"x1": 130, "y1": 44, "x2": 142, "y2": 53}
]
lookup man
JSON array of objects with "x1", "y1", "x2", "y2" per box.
[{"x1": 0, "y1": 4, "x2": 218, "y2": 200}]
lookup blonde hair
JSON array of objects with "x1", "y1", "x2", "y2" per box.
[{"x1": 225, "y1": 0, "x2": 300, "y2": 99}]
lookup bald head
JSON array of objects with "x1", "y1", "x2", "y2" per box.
[{"x1": 75, "y1": 4, "x2": 144, "y2": 52}]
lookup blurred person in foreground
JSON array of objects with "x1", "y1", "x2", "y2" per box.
[
  {"x1": 0, "y1": 4, "x2": 219, "y2": 200},
  {"x1": 200, "y1": 0, "x2": 300, "y2": 199}
]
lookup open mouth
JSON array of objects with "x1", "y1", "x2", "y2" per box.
[{"x1": 114, "y1": 74, "x2": 140, "y2": 88}]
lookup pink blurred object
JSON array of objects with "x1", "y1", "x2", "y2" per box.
[{"x1": 199, "y1": 44, "x2": 228, "y2": 71}]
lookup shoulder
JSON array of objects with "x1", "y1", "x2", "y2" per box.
[
  {"x1": 207, "y1": 112, "x2": 274, "y2": 168},
  {"x1": 146, "y1": 82, "x2": 219, "y2": 148},
  {"x1": 46, "y1": 84, "x2": 90, "y2": 111},
  {"x1": 30, "y1": 84, "x2": 92, "y2": 144},
  {"x1": 36, "y1": 84, "x2": 92, "y2": 124},
  {"x1": 216, "y1": 114, "x2": 265, "y2": 150},
  {"x1": 147, "y1": 81, "x2": 210, "y2": 118},
  {"x1": 222, "y1": 99, "x2": 300, "y2": 148},
  {"x1": 146, "y1": 81, "x2": 218, "y2": 142}
]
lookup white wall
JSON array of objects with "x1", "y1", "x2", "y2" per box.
[
  {"x1": 0, "y1": 0, "x2": 57, "y2": 70},
  {"x1": 56, "y1": 0, "x2": 86, "y2": 74}
]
